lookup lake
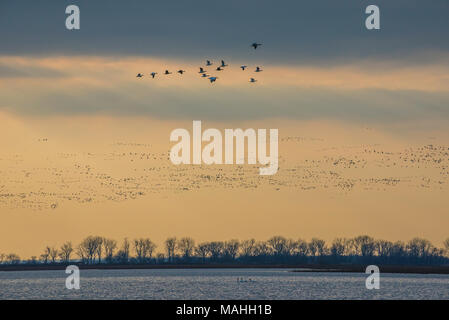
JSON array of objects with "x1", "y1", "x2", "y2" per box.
[{"x1": 0, "y1": 268, "x2": 448, "y2": 300}]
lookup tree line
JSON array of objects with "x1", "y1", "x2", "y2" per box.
[{"x1": 1, "y1": 235, "x2": 449, "y2": 266}]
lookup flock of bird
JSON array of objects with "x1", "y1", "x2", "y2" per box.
[
  {"x1": 136, "y1": 42, "x2": 263, "y2": 83},
  {"x1": 0, "y1": 137, "x2": 447, "y2": 210}
]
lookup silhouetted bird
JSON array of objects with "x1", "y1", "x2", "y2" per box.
[
  {"x1": 150, "y1": 72, "x2": 157, "y2": 78},
  {"x1": 250, "y1": 78, "x2": 257, "y2": 83},
  {"x1": 216, "y1": 66, "x2": 223, "y2": 71},
  {"x1": 221, "y1": 60, "x2": 228, "y2": 67},
  {"x1": 201, "y1": 73, "x2": 209, "y2": 78},
  {"x1": 251, "y1": 42, "x2": 262, "y2": 49},
  {"x1": 136, "y1": 73, "x2": 144, "y2": 78},
  {"x1": 199, "y1": 67, "x2": 206, "y2": 74},
  {"x1": 206, "y1": 60, "x2": 212, "y2": 66},
  {"x1": 208, "y1": 76, "x2": 218, "y2": 83},
  {"x1": 177, "y1": 70, "x2": 186, "y2": 75},
  {"x1": 164, "y1": 70, "x2": 172, "y2": 75},
  {"x1": 255, "y1": 66, "x2": 263, "y2": 72},
  {"x1": 240, "y1": 65, "x2": 247, "y2": 71}
]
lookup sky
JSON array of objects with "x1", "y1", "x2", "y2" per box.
[
  {"x1": 0, "y1": 1, "x2": 449, "y2": 257},
  {"x1": 0, "y1": 0, "x2": 448, "y2": 123}
]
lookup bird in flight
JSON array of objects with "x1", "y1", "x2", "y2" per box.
[
  {"x1": 199, "y1": 67, "x2": 206, "y2": 74},
  {"x1": 208, "y1": 76, "x2": 218, "y2": 83},
  {"x1": 201, "y1": 73, "x2": 209, "y2": 78},
  {"x1": 240, "y1": 65, "x2": 247, "y2": 71},
  {"x1": 250, "y1": 78, "x2": 257, "y2": 83},
  {"x1": 164, "y1": 70, "x2": 172, "y2": 75},
  {"x1": 255, "y1": 66, "x2": 263, "y2": 72},
  {"x1": 177, "y1": 70, "x2": 186, "y2": 75},
  {"x1": 136, "y1": 73, "x2": 144, "y2": 78},
  {"x1": 216, "y1": 66, "x2": 223, "y2": 71},
  {"x1": 150, "y1": 72, "x2": 157, "y2": 78},
  {"x1": 221, "y1": 60, "x2": 228, "y2": 67},
  {"x1": 206, "y1": 60, "x2": 213, "y2": 66},
  {"x1": 251, "y1": 42, "x2": 262, "y2": 50}
]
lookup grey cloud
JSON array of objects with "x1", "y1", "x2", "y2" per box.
[
  {"x1": 2, "y1": 84, "x2": 448, "y2": 123},
  {"x1": 0, "y1": 63, "x2": 66, "y2": 78},
  {"x1": 0, "y1": 0, "x2": 448, "y2": 66}
]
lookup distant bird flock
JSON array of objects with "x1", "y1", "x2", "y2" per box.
[{"x1": 136, "y1": 42, "x2": 263, "y2": 84}]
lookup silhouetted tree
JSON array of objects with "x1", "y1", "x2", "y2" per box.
[
  {"x1": 59, "y1": 242, "x2": 73, "y2": 263},
  {"x1": 6, "y1": 253, "x2": 20, "y2": 264},
  {"x1": 208, "y1": 241, "x2": 224, "y2": 261},
  {"x1": 444, "y1": 238, "x2": 449, "y2": 257},
  {"x1": 40, "y1": 246, "x2": 51, "y2": 264},
  {"x1": 308, "y1": 238, "x2": 327, "y2": 257},
  {"x1": 267, "y1": 236, "x2": 288, "y2": 256},
  {"x1": 178, "y1": 237, "x2": 195, "y2": 260},
  {"x1": 195, "y1": 242, "x2": 210, "y2": 263},
  {"x1": 223, "y1": 240, "x2": 240, "y2": 261},
  {"x1": 240, "y1": 239, "x2": 257, "y2": 258},
  {"x1": 331, "y1": 238, "x2": 349, "y2": 256},
  {"x1": 352, "y1": 235, "x2": 376, "y2": 257},
  {"x1": 103, "y1": 238, "x2": 117, "y2": 263},
  {"x1": 48, "y1": 247, "x2": 58, "y2": 263},
  {"x1": 165, "y1": 237, "x2": 177, "y2": 263},
  {"x1": 134, "y1": 238, "x2": 157, "y2": 263}
]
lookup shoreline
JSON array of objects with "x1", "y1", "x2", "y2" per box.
[{"x1": 1, "y1": 264, "x2": 449, "y2": 275}]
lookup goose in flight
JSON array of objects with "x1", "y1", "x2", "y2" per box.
[
  {"x1": 136, "y1": 73, "x2": 144, "y2": 78},
  {"x1": 250, "y1": 78, "x2": 257, "y2": 83},
  {"x1": 240, "y1": 65, "x2": 247, "y2": 71},
  {"x1": 177, "y1": 70, "x2": 186, "y2": 75},
  {"x1": 216, "y1": 66, "x2": 223, "y2": 71},
  {"x1": 206, "y1": 60, "x2": 213, "y2": 66},
  {"x1": 255, "y1": 66, "x2": 263, "y2": 72},
  {"x1": 221, "y1": 60, "x2": 228, "y2": 67},
  {"x1": 201, "y1": 73, "x2": 209, "y2": 78},
  {"x1": 251, "y1": 42, "x2": 262, "y2": 49},
  {"x1": 150, "y1": 72, "x2": 157, "y2": 78},
  {"x1": 164, "y1": 70, "x2": 172, "y2": 75},
  {"x1": 199, "y1": 67, "x2": 206, "y2": 74},
  {"x1": 208, "y1": 76, "x2": 218, "y2": 83}
]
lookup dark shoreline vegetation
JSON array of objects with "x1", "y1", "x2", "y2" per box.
[{"x1": 1, "y1": 235, "x2": 449, "y2": 273}]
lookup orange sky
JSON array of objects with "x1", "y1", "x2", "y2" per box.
[{"x1": 1, "y1": 110, "x2": 448, "y2": 258}]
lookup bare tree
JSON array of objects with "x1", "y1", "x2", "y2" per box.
[
  {"x1": 178, "y1": 237, "x2": 195, "y2": 260},
  {"x1": 444, "y1": 238, "x2": 449, "y2": 257},
  {"x1": 77, "y1": 236, "x2": 102, "y2": 264},
  {"x1": 308, "y1": 238, "x2": 327, "y2": 256},
  {"x1": 165, "y1": 237, "x2": 177, "y2": 263},
  {"x1": 40, "y1": 246, "x2": 51, "y2": 264},
  {"x1": 295, "y1": 239, "x2": 309, "y2": 256},
  {"x1": 240, "y1": 239, "x2": 257, "y2": 257},
  {"x1": 407, "y1": 238, "x2": 433, "y2": 258},
  {"x1": 267, "y1": 236, "x2": 288, "y2": 256},
  {"x1": 49, "y1": 247, "x2": 59, "y2": 263},
  {"x1": 134, "y1": 238, "x2": 157, "y2": 262},
  {"x1": 223, "y1": 239, "x2": 240, "y2": 260},
  {"x1": 375, "y1": 240, "x2": 393, "y2": 257},
  {"x1": 6, "y1": 253, "x2": 21, "y2": 264},
  {"x1": 254, "y1": 241, "x2": 270, "y2": 256},
  {"x1": 352, "y1": 235, "x2": 376, "y2": 257},
  {"x1": 59, "y1": 242, "x2": 74, "y2": 263},
  {"x1": 116, "y1": 237, "x2": 131, "y2": 263},
  {"x1": 331, "y1": 238, "x2": 351, "y2": 256},
  {"x1": 208, "y1": 241, "x2": 224, "y2": 261},
  {"x1": 103, "y1": 238, "x2": 117, "y2": 263},
  {"x1": 195, "y1": 242, "x2": 210, "y2": 263}
]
